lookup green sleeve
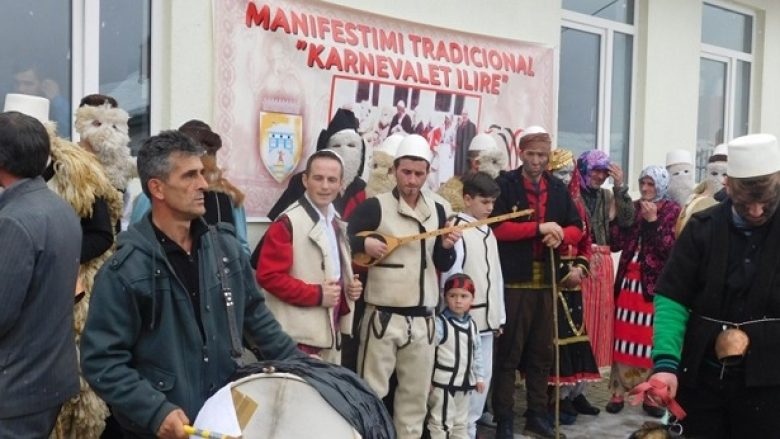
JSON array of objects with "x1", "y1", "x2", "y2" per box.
[{"x1": 652, "y1": 294, "x2": 689, "y2": 373}]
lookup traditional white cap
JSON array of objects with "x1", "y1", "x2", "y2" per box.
[
  {"x1": 3, "y1": 93, "x2": 50, "y2": 124},
  {"x1": 377, "y1": 133, "x2": 405, "y2": 157},
  {"x1": 728, "y1": 133, "x2": 780, "y2": 178},
  {"x1": 395, "y1": 134, "x2": 432, "y2": 163},
  {"x1": 712, "y1": 143, "x2": 728, "y2": 157},
  {"x1": 665, "y1": 149, "x2": 693, "y2": 167},
  {"x1": 468, "y1": 133, "x2": 498, "y2": 152},
  {"x1": 520, "y1": 125, "x2": 547, "y2": 138}
]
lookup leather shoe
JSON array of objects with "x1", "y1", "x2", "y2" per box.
[
  {"x1": 572, "y1": 394, "x2": 601, "y2": 415},
  {"x1": 642, "y1": 402, "x2": 666, "y2": 418},
  {"x1": 524, "y1": 411, "x2": 566, "y2": 438},
  {"x1": 605, "y1": 396, "x2": 625, "y2": 414},
  {"x1": 494, "y1": 416, "x2": 514, "y2": 439}
]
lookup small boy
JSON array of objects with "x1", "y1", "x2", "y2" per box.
[
  {"x1": 427, "y1": 273, "x2": 485, "y2": 439},
  {"x1": 440, "y1": 171, "x2": 505, "y2": 438}
]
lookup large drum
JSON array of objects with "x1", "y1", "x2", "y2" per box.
[{"x1": 195, "y1": 371, "x2": 361, "y2": 438}]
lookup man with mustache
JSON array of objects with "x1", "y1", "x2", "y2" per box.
[
  {"x1": 81, "y1": 130, "x2": 300, "y2": 439},
  {"x1": 650, "y1": 133, "x2": 780, "y2": 438}
]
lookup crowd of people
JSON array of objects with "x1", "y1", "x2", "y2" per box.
[{"x1": 1, "y1": 91, "x2": 779, "y2": 439}]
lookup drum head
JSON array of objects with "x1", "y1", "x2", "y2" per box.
[{"x1": 205, "y1": 372, "x2": 360, "y2": 439}]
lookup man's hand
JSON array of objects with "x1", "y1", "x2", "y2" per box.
[
  {"x1": 441, "y1": 220, "x2": 462, "y2": 249},
  {"x1": 476, "y1": 381, "x2": 486, "y2": 394},
  {"x1": 648, "y1": 372, "x2": 678, "y2": 400},
  {"x1": 321, "y1": 279, "x2": 341, "y2": 308},
  {"x1": 539, "y1": 222, "x2": 564, "y2": 240},
  {"x1": 539, "y1": 222, "x2": 564, "y2": 248},
  {"x1": 608, "y1": 163, "x2": 624, "y2": 188},
  {"x1": 347, "y1": 274, "x2": 362, "y2": 301},
  {"x1": 364, "y1": 236, "x2": 388, "y2": 260},
  {"x1": 157, "y1": 408, "x2": 189, "y2": 439},
  {"x1": 639, "y1": 201, "x2": 658, "y2": 222},
  {"x1": 561, "y1": 266, "x2": 583, "y2": 289}
]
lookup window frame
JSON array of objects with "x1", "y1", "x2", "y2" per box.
[
  {"x1": 560, "y1": 7, "x2": 638, "y2": 176},
  {"x1": 699, "y1": 0, "x2": 755, "y2": 144},
  {"x1": 69, "y1": 0, "x2": 157, "y2": 142}
]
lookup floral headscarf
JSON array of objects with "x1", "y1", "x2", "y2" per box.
[
  {"x1": 639, "y1": 165, "x2": 670, "y2": 202},
  {"x1": 577, "y1": 150, "x2": 610, "y2": 189}
]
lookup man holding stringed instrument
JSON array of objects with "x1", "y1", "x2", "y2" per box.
[
  {"x1": 257, "y1": 149, "x2": 362, "y2": 364},
  {"x1": 347, "y1": 134, "x2": 461, "y2": 439},
  {"x1": 490, "y1": 128, "x2": 584, "y2": 439}
]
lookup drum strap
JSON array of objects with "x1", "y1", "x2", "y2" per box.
[{"x1": 209, "y1": 226, "x2": 244, "y2": 359}]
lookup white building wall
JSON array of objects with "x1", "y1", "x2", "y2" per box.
[{"x1": 155, "y1": 0, "x2": 780, "y2": 248}]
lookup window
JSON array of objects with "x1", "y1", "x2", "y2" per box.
[
  {"x1": 560, "y1": 1, "x2": 635, "y2": 174},
  {"x1": 98, "y1": 0, "x2": 152, "y2": 154},
  {"x1": 1, "y1": 1, "x2": 73, "y2": 138},
  {"x1": 696, "y1": 2, "x2": 753, "y2": 179},
  {"x1": 0, "y1": 1, "x2": 150, "y2": 148}
]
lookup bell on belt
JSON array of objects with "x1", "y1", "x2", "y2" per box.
[{"x1": 714, "y1": 326, "x2": 750, "y2": 365}]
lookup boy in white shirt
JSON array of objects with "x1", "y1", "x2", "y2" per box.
[
  {"x1": 428, "y1": 273, "x2": 485, "y2": 439},
  {"x1": 440, "y1": 172, "x2": 505, "y2": 438}
]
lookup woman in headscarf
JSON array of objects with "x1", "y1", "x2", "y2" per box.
[
  {"x1": 606, "y1": 165, "x2": 680, "y2": 416},
  {"x1": 577, "y1": 150, "x2": 635, "y2": 370},
  {"x1": 547, "y1": 149, "x2": 602, "y2": 423}
]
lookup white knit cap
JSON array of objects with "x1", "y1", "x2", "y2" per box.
[
  {"x1": 377, "y1": 133, "x2": 405, "y2": 157},
  {"x1": 712, "y1": 143, "x2": 728, "y2": 157},
  {"x1": 665, "y1": 149, "x2": 693, "y2": 167},
  {"x1": 468, "y1": 133, "x2": 498, "y2": 152},
  {"x1": 727, "y1": 133, "x2": 780, "y2": 178},
  {"x1": 395, "y1": 134, "x2": 432, "y2": 163},
  {"x1": 3, "y1": 93, "x2": 50, "y2": 124}
]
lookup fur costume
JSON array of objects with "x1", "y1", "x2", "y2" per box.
[
  {"x1": 46, "y1": 124, "x2": 121, "y2": 439},
  {"x1": 365, "y1": 150, "x2": 396, "y2": 197},
  {"x1": 437, "y1": 146, "x2": 507, "y2": 213},
  {"x1": 74, "y1": 104, "x2": 136, "y2": 191}
]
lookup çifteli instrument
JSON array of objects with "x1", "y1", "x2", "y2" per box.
[{"x1": 352, "y1": 208, "x2": 534, "y2": 267}]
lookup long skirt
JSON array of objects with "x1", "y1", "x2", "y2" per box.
[
  {"x1": 610, "y1": 255, "x2": 654, "y2": 394},
  {"x1": 580, "y1": 245, "x2": 614, "y2": 368},
  {"x1": 547, "y1": 289, "x2": 601, "y2": 386}
]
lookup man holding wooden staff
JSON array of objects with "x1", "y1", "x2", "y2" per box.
[
  {"x1": 490, "y1": 128, "x2": 583, "y2": 439},
  {"x1": 348, "y1": 134, "x2": 461, "y2": 439}
]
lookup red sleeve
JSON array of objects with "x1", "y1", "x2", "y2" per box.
[
  {"x1": 492, "y1": 221, "x2": 538, "y2": 242},
  {"x1": 575, "y1": 201, "x2": 592, "y2": 258},
  {"x1": 342, "y1": 191, "x2": 366, "y2": 221},
  {"x1": 256, "y1": 217, "x2": 322, "y2": 307},
  {"x1": 561, "y1": 224, "x2": 584, "y2": 248}
]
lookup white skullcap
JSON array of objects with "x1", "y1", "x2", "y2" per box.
[
  {"x1": 728, "y1": 133, "x2": 780, "y2": 178},
  {"x1": 3, "y1": 93, "x2": 50, "y2": 125}
]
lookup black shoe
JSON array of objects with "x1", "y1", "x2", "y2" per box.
[
  {"x1": 642, "y1": 402, "x2": 666, "y2": 418},
  {"x1": 476, "y1": 412, "x2": 497, "y2": 429},
  {"x1": 494, "y1": 416, "x2": 514, "y2": 439},
  {"x1": 560, "y1": 398, "x2": 578, "y2": 416},
  {"x1": 605, "y1": 396, "x2": 625, "y2": 414},
  {"x1": 524, "y1": 412, "x2": 566, "y2": 438},
  {"x1": 546, "y1": 410, "x2": 577, "y2": 426},
  {"x1": 572, "y1": 394, "x2": 601, "y2": 415}
]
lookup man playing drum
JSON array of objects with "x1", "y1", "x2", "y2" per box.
[{"x1": 81, "y1": 130, "x2": 301, "y2": 439}]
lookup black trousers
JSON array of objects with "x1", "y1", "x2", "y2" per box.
[
  {"x1": 677, "y1": 362, "x2": 780, "y2": 438},
  {"x1": 0, "y1": 405, "x2": 61, "y2": 439},
  {"x1": 492, "y1": 287, "x2": 554, "y2": 418}
]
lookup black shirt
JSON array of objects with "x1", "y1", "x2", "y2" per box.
[{"x1": 151, "y1": 217, "x2": 209, "y2": 339}]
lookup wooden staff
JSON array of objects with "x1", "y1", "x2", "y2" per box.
[
  {"x1": 352, "y1": 208, "x2": 534, "y2": 267},
  {"x1": 549, "y1": 246, "x2": 561, "y2": 439}
]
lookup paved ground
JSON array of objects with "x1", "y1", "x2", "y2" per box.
[{"x1": 477, "y1": 369, "x2": 658, "y2": 439}]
